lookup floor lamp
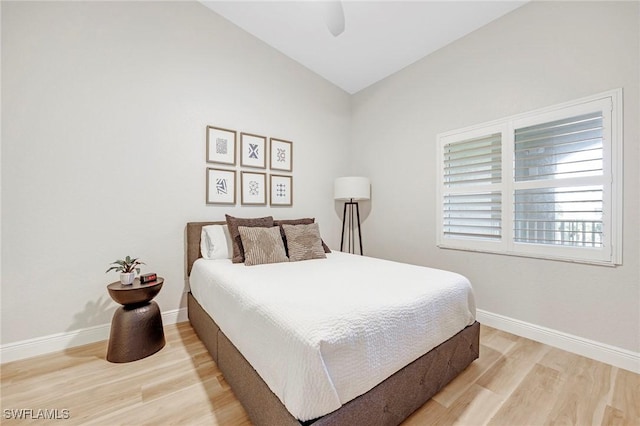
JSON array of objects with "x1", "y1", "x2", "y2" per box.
[{"x1": 334, "y1": 177, "x2": 370, "y2": 255}]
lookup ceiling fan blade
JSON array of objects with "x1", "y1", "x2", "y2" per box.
[{"x1": 323, "y1": 1, "x2": 345, "y2": 37}]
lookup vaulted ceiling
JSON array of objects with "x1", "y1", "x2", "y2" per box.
[{"x1": 202, "y1": 1, "x2": 528, "y2": 94}]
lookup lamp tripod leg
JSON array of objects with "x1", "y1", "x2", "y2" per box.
[
  {"x1": 349, "y1": 202, "x2": 354, "y2": 253},
  {"x1": 340, "y1": 202, "x2": 347, "y2": 252},
  {"x1": 356, "y1": 202, "x2": 363, "y2": 255}
]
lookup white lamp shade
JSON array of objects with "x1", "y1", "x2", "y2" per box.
[{"x1": 334, "y1": 177, "x2": 370, "y2": 201}]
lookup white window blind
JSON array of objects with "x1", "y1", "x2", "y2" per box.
[
  {"x1": 443, "y1": 192, "x2": 502, "y2": 241},
  {"x1": 514, "y1": 186, "x2": 603, "y2": 247},
  {"x1": 437, "y1": 90, "x2": 622, "y2": 265},
  {"x1": 514, "y1": 112, "x2": 603, "y2": 181},
  {"x1": 443, "y1": 133, "x2": 502, "y2": 242},
  {"x1": 444, "y1": 133, "x2": 502, "y2": 187},
  {"x1": 513, "y1": 112, "x2": 604, "y2": 248}
]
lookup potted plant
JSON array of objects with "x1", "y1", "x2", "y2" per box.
[{"x1": 106, "y1": 256, "x2": 144, "y2": 285}]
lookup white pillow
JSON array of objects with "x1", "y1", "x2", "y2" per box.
[{"x1": 200, "y1": 224, "x2": 233, "y2": 260}]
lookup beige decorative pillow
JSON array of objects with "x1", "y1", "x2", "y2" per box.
[
  {"x1": 225, "y1": 214, "x2": 275, "y2": 263},
  {"x1": 274, "y1": 218, "x2": 331, "y2": 253},
  {"x1": 238, "y1": 226, "x2": 289, "y2": 266},
  {"x1": 282, "y1": 223, "x2": 327, "y2": 262}
]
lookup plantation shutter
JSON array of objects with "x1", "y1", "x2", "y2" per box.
[
  {"x1": 513, "y1": 112, "x2": 604, "y2": 247},
  {"x1": 514, "y1": 112, "x2": 603, "y2": 181},
  {"x1": 443, "y1": 133, "x2": 502, "y2": 241}
]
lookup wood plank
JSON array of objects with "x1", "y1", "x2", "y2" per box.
[
  {"x1": 541, "y1": 348, "x2": 612, "y2": 425},
  {"x1": 609, "y1": 367, "x2": 640, "y2": 425},
  {"x1": 480, "y1": 327, "x2": 519, "y2": 354},
  {"x1": 487, "y1": 364, "x2": 564, "y2": 425},
  {"x1": 476, "y1": 336, "x2": 549, "y2": 396},
  {"x1": 601, "y1": 405, "x2": 628, "y2": 426},
  {"x1": 432, "y1": 343, "x2": 502, "y2": 407},
  {"x1": 403, "y1": 398, "x2": 450, "y2": 425}
]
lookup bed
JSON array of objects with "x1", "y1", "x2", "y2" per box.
[{"x1": 186, "y1": 221, "x2": 480, "y2": 426}]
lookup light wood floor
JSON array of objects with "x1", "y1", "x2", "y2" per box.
[{"x1": 1, "y1": 323, "x2": 638, "y2": 425}]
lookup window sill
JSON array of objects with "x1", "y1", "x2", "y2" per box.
[{"x1": 437, "y1": 244, "x2": 620, "y2": 267}]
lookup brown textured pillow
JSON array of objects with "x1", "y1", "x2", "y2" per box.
[
  {"x1": 274, "y1": 218, "x2": 331, "y2": 253},
  {"x1": 282, "y1": 223, "x2": 327, "y2": 262},
  {"x1": 225, "y1": 214, "x2": 274, "y2": 263},
  {"x1": 238, "y1": 226, "x2": 288, "y2": 266}
]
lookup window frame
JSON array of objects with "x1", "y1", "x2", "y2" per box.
[{"x1": 436, "y1": 89, "x2": 623, "y2": 266}]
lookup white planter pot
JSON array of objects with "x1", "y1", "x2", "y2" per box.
[{"x1": 120, "y1": 272, "x2": 136, "y2": 285}]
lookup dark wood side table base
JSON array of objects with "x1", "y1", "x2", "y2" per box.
[{"x1": 106, "y1": 301, "x2": 165, "y2": 363}]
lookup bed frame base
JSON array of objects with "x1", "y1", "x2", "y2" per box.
[{"x1": 188, "y1": 292, "x2": 480, "y2": 426}]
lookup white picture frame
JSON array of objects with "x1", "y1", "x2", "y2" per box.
[
  {"x1": 270, "y1": 138, "x2": 293, "y2": 172},
  {"x1": 241, "y1": 171, "x2": 267, "y2": 205},
  {"x1": 206, "y1": 168, "x2": 236, "y2": 205},
  {"x1": 206, "y1": 126, "x2": 236, "y2": 165},
  {"x1": 270, "y1": 174, "x2": 292, "y2": 206},
  {"x1": 240, "y1": 132, "x2": 267, "y2": 169}
]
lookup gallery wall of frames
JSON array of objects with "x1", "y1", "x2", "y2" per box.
[{"x1": 205, "y1": 125, "x2": 293, "y2": 207}]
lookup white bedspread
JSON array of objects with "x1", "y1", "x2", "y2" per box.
[{"x1": 189, "y1": 252, "x2": 476, "y2": 421}]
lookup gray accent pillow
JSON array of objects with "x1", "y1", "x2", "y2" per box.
[
  {"x1": 282, "y1": 223, "x2": 327, "y2": 262},
  {"x1": 226, "y1": 214, "x2": 274, "y2": 263},
  {"x1": 238, "y1": 226, "x2": 289, "y2": 266}
]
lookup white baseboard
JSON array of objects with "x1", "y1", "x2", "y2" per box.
[
  {"x1": 476, "y1": 309, "x2": 640, "y2": 374},
  {"x1": 3, "y1": 307, "x2": 637, "y2": 374},
  {"x1": 0, "y1": 307, "x2": 188, "y2": 364}
]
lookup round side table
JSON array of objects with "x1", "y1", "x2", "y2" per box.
[{"x1": 106, "y1": 277, "x2": 165, "y2": 363}]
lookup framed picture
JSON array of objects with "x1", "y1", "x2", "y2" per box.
[
  {"x1": 270, "y1": 174, "x2": 292, "y2": 206},
  {"x1": 206, "y1": 126, "x2": 236, "y2": 165},
  {"x1": 241, "y1": 171, "x2": 267, "y2": 205},
  {"x1": 206, "y1": 168, "x2": 236, "y2": 205},
  {"x1": 240, "y1": 133, "x2": 267, "y2": 169},
  {"x1": 270, "y1": 138, "x2": 293, "y2": 172}
]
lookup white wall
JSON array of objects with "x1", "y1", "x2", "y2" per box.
[
  {"x1": 1, "y1": 1, "x2": 350, "y2": 346},
  {"x1": 351, "y1": 1, "x2": 640, "y2": 354}
]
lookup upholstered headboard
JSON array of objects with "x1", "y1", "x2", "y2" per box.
[{"x1": 186, "y1": 221, "x2": 226, "y2": 276}]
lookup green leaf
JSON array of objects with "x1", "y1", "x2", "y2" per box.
[{"x1": 107, "y1": 256, "x2": 143, "y2": 274}]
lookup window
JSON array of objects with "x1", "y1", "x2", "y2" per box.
[{"x1": 437, "y1": 90, "x2": 622, "y2": 265}]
